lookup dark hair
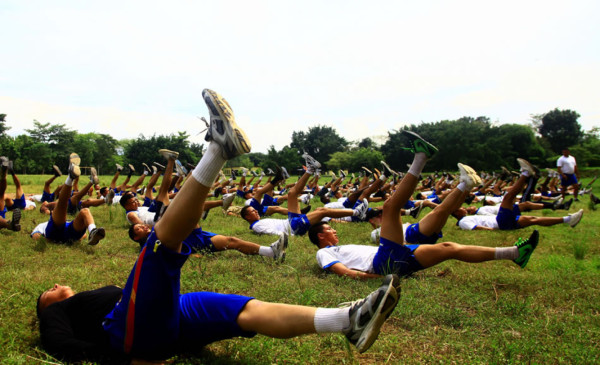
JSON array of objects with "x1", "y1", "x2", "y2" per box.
[
  {"x1": 99, "y1": 187, "x2": 108, "y2": 195},
  {"x1": 119, "y1": 192, "x2": 135, "y2": 209},
  {"x1": 128, "y1": 225, "x2": 147, "y2": 248},
  {"x1": 308, "y1": 221, "x2": 329, "y2": 247},
  {"x1": 240, "y1": 205, "x2": 252, "y2": 220},
  {"x1": 36, "y1": 293, "x2": 43, "y2": 318}
]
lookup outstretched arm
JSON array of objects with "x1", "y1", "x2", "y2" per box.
[{"x1": 328, "y1": 263, "x2": 382, "y2": 280}]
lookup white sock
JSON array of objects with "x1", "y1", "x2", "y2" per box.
[
  {"x1": 65, "y1": 176, "x2": 73, "y2": 186},
  {"x1": 258, "y1": 246, "x2": 274, "y2": 257},
  {"x1": 563, "y1": 215, "x2": 571, "y2": 223},
  {"x1": 522, "y1": 170, "x2": 530, "y2": 177},
  {"x1": 87, "y1": 223, "x2": 96, "y2": 234},
  {"x1": 192, "y1": 143, "x2": 227, "y2": 187},
  {"x1": 456, "y1": 182, "x2": 467, "y2": 192},
  {"x1": 314, "y1": 307, "x2": 350, "y2": 333},
  {"x1": 494, "y1": 246, "x2": 519, "y2": 260},
  {"x1": 143, "y1": 170, "x2": 149, "y2": 176},
  {"x1": 407, "y1": 153, "x2": 427, "y2": 178}
]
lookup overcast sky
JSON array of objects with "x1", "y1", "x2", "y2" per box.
[{"x1": 1, "y1": 1, "x2": 598, "y2": 153}]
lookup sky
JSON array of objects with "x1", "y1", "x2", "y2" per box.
[{"x1": 1, "y1": 0, "x2": 599, "y2": 154}]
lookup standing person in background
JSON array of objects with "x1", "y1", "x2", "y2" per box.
[{"x1": 557, "y1": 148, "x2": 580, "y2": 201}]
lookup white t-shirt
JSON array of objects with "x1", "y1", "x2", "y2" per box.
[
  {"x1": 250, "y1": 218, "x2": 291, "y2": 235},
  {"x1": 557, "y1": 155, "x2": 577, "y2": 174},
  {"x1": 475, "y1": 205, "x2": 500, "y2": 215},
  {"x1": 31, "y1": 222, "x2": 49, "y2": 237},
  {"x1": 126, "y1": 206, "x2": 156, "y2": 226},
  {"x1": 316, "y1": 245, "x2": 377, "y2": 273},
  {"x1": 458, "y1": 215, "x2": 499, "y2": 230}
]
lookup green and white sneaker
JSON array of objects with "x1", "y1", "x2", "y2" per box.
[
  {"x1": 402, "y1": 130, "x2": 438, "y2": 158},
  {"x1": 513, "y1": 230, "x2": 539, "y2": 268},
  {"x1": 203, "y1": 89, "x2": 251, "y2": 159},
  {"x1": 342, "y1": 274, "x2": 401, "y2": 353}
]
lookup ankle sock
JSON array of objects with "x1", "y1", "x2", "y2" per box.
[
  {"x1": 192, "y1": 143, "x2": 227, "y2": 187},
  {"x1": 314, "y1": 307, "x2": 350, "y2": 333}
]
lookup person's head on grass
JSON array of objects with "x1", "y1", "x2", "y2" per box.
[{"x1": 308, "y1": 221, "x2": 339, "y2": 249}]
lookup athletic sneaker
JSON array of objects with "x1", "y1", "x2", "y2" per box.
[
  {"x1": 251, "y1": 170, "x2": 259, "y2": 178},
  {"x1": 516, "y1": 158, "x2": 536, "y2": 177},
  {"x1": 361, "y1": 167, "x2": 372, "y2": 176},
  {"x1": 381, "y1": 160, "x2": 396, "y2": 178},
  {"x1": 301, "y1": 194, "x2": 312, "y2": 205},
  {"x1": 281, "y1": 166, "x2": 290, "y2": 179},
  {"x1": 116, "y1": 163, "x2": 123, "y2": 172},
  {"x1": 142, "y1": 163, "x2": 151, "y2": 174},
  {"x1": 353, "y1": 201, "x2": 368, "y2": 220},
  {"x1": 88, "y1": 227, "x2": 106, "y2": 246},
  {"x1": 339, "y1": 169, "x2": 346, "y2": 179},
  {"x1": 89, "y1": 167, "x2": 99, "y2": 185},
  {"x1": 52, "y1": 165, "x2": 62, "y2": 177},
  {"x1": 302, "y1": 153, "x2": 321, "y2": 174},
  {"x1": 8, "y1": 208, "x2": 21, "y2": 232},
  {"x1": 175, "y1": 160, "x2": 187, "y2": 176},
  {"x1": 222, "y1": 193, "x2": 235, "y2": 211},
  {"x1": 552, "y1": 197, "x2": 564, "y2": 210},
  {"x1": 513, "y1": 230, "x2": 539, "y2": 268},
  {"x1": 500, "y1": 166, "x2": 510, "y2": 179},
  {"x1": 301, "y1": 205, "x2": 312, "y2": 214},
  {"x1": 105, "y1": 189, "x2": 115, "y2": 205},
  {"x1": 271, "y1": 232, "x2": 289, "y2": 263},
  {"x1": 342, "y1": 274, "x2": 401, "y2": 353},
  {"x1": 271, "y1": 167, "x2": 285, "y2": 186},
  {"x1": 201, "y1": 210, "x2": 210, "y2": 220},
  {"x1": 127, "y1": 164, "x2": 135, "y2": 174},
  {"x1": 68, "y1": 162, "x2": 80, "y2": 180},
  {"x1": 151, "y1": 166, "x2": 158, "y2": 175},
  {"x1": 153, "y1": 162, "x2": 165, "y2": 171},
  {"x1": 409, "y1": 204, "x2": 423, "y2": 219},
  {"x1": 562, "y1": 198, "x2": 574, "y2": 210},
  {"x1": 0, "y1": 156, "x2": 8, "y2": 174},
  {"x1": 159, "y1": 149, "x2": 179, "y2": 161},
  {"x1": 203, "y1": 88, "x2": 251, "y2": 159},
  {"x1": 241, "y1": 167, "x2": 249, "y2": 177},
  {"x1": 7, "y1": 160, "x2": 14, "y2": 174},
  {"x1": 69, "y1": 153, "x2": 81, "y2": 167},
  {"x1": 402, "y1": 130, "x2": 438, "y2": 159},
  {"x1": 591, "y1": 193, "x2": 600, "y2": 205},
  {"x1": 568, "y1": 209, "x2": 584, "y2": 228},
  {"x1": 457, "y1": 163, "x2": 481, "y2": 189}
]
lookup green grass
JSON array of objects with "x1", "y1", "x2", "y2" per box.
[{"x1": 1, "y1": 175, "x2": 599, "y2": 364}]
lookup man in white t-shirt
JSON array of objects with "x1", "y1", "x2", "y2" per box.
[
  {"x1": 456, "y1": 158, "x2": 583, "y2": 231},
  {"x1": 30, "y1": 154, "x2": 105, "y2": 246},
  {"x1": 556, "y1": 148, "x2": 580, "y2": 201},
  {"x1": 309, "y1": 131, "x2": 541, "y2": 278}
]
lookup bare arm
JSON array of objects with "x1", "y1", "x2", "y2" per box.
[
  {"x1": 127, "y1": 212, "x2": 143, "y2": 225},
  {"x1": 328, "y1": 263, "x2": 383, "y2": 280}
]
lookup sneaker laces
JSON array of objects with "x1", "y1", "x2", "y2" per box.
[{"x1": 196, "y1": 116, "x2": 210, "y2": 135}]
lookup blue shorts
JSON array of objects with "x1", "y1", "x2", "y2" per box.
[
  {"x1": 66, "y1": 199, "x2": 82, "y2": 215},
  {"x1": 8, "y1": 194, "x2": 26, "y2": 210},
  {"x1": 0, "y1": 207, "x2": 6, "y2": 219},
  {"x1": 103, "y1": 230, "x2": 191, "y2": 359},
  {"x1": 403, "y1": 200, "x2": 416, "y2": 210},
  {"x1": 249, "y1": 198, "x2": 268, "y2": 216},
  {"x1": 373, "y1": 237, "x2": 424, "y2": 276},
  {"x1": 288, "y1": 212, "x2": 310, "y2": 236},
  {"x1": 178, "y1": 292, "x2": 255, "y2": 347},
  {"x1": 560, "y1": 173, "x2": 578, "y2": 187},
  {"x1": 426, "y1": 193, "x2": 441, "y2": 204},
  {"x1": 236, "y1": 189, "x2": 246, "y2": 199},
  {"x1": 262, "y1": 194, "x2": 276, "y2": 207},
  {"x1": 343, "y1": 199, "x2": 355, "y2": 209},
  {"x1": 44, "y1": 214, "x2": 85, "y2": 243},
  {"x1": 496, "y1": 206, "x2": 521, "y2": 230},
  {"x1": 143, "y1": 197, "x2": 153, "y2": 208},
  {"x1": 184, "y1": 228, "x2": 218, "y2": 253},
  {"x1": 147, "y1": 199, "x2": 158, "y2": 213},
  {"x1": 41, "y1": 191, "x2": 55, "y2": 203},
  {"x1": 404, "y1": 223, "x2": 442, "y2": 245}
]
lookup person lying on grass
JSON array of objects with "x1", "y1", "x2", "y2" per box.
[
  {"x1": 36, "y1": 88, "x2": 400, "y2": 363},
  {"x1": 308, "y1": 131, "x2": 539, "y2": 280}
]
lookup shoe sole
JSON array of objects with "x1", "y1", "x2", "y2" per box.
[
  {"x1": 203, "y1": 89, "x2": 251, "y2": 159},
  {"x1": 516, "y1": 158, "x2": 535, "y2": 175},
  {"x1": 159, "y1": 149, "x2": 179, "y2": 161},
  {"x1": 88, "y1": 228, "x2": 105, "y2": 245},
  {"x1": 569, "y1": 210, "x2": 584, "y2": 228},
  {"x1": 69, "y1": 153, "x2": 81, "y2": 166},
  {"x1": 402, "y1": 130, "x2": 438, "y2": 158},
  {"x1": 90, "y1": 167, "x2": 99, "y2": 184},
  {"x1": 52, "y1": 165, "x2": 62, "y2": 177},
  {"x1": 515, "y1": 230, "x2": 539, "y2": 268},
  {"x1": 69, "y1": 164, "x2": 81, "y2": 179},
  {"x1": 355, "y1": 275, "x2": 401, "y2": 353}
]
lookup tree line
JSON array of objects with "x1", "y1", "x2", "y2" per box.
[{"x1": 0, "y1": 109, "x2": 598, "y2": 176}]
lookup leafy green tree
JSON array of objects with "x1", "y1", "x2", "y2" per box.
[
  {"x1": 348, "y1": 148, "x2": 384, "y2": 172},
  {"x1": 357, "y1": 137, "x2": 375, "y2": 150},
  {"x1": 0, "y1": 114, "x2": 10, "y2": 136},
  {"x1": 263, "y1": 145, "x2": 302, "y2": 173},
  {"x1": 538, "y1": 108, "x2": 583, "y2": 154},
  {"x1": 290, "y1": 125, "x2": 347, "y2": 169},
  {"x1": 123, "y1": 132, "x2": 202, "y2": 171},
  {"x1": 326, "y1": 151, "x2": 353, "y2": 171}
]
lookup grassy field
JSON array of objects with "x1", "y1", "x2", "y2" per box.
[{"x1": 1, "y1": 173, "x2": 599, "y2": 364}]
